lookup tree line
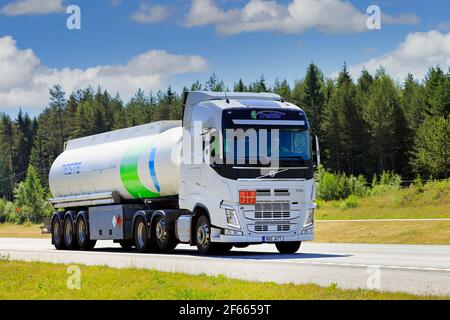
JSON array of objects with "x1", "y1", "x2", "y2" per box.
[{"x1": 0, "y1": 64, "x2": 449, "y2": 202}]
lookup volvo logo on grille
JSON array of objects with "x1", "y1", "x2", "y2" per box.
[{"x1": 269, "y1": 170, "x2": 277, "y2": 177}]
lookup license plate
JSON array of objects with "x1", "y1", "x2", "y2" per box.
[{"x1": 262, "y1": 236, "x2": 284, "y2": 243}]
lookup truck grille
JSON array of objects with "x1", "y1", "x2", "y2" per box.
[{"x1": 250, "y1": 224, "x2": 293, "y2": 233}]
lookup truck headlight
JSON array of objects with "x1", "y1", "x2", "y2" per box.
[
  {"x1": 224, "y1": 207, "x2": 240, "y2": 229},
  {"x1": 304, "y1": 208, "x2": 314, "y2": 227}
]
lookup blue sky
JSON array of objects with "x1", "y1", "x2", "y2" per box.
[{"x1": 0, "y1": 0, "x2": 449, "y2": 115}]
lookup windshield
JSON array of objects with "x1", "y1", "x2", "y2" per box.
[{"x1": 223, "y1": 128, "x2": 311, "y2": 165}]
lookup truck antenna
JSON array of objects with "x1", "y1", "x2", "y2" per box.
[{"x1": 224, "y1": 91, "x2": 230, "y2": 104}]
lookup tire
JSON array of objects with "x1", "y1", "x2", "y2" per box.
[
  {"x1": 153, "y1": 215, "x2": 177, "y2": 253},
  {"x1": 52, "y1": 217, "x2": 66, "y2": 250},
  {"x1": 119, "y1": 240, "x2": 134, "y2": 250},
  {"x1": 64, "y1": 215, "x2": 79, "y2": 250},
  {"x1": 76, "y1": 215, "x2": 96, "y2": 250},
  {"x1": 134, "y1": 217, "x2": 151, "y2": 253},
  {"x1": 275, "y1": 241, "x2": 301, "y2": 254},
  {"x1": 195, "y1": 215, "x2": 226, "y2": 255}
]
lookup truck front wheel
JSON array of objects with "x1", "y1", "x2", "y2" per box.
[
  {"x1": 275, "y1": 241, "x2": 301, "y2": 254},
  {"x1": 195, "y1": 215, "x2": 231, "y2": 255}
]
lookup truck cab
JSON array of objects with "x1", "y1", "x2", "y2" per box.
[{"x1": 180, "y1": 92, "x2": 318, "y2": 254}]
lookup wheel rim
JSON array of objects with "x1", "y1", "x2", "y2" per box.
[
  {"x1": 53, "y1": 221, "x2": 60, "y2": 243},
  {"x1": 78, "y1": 219, "x2": 86, "y2": 243},
  {"x1": 197, "y1": 223, "x2": 209, "y2": 247},
  {"x1": 65, "y1": 220, "x2": 73, "y2": 244},
  {"x1": 137, "y1": 222, "x2": 146, "y2": 248},
  {"x1": 156, "y1": 219, "x2": 166, "y2": 241}
]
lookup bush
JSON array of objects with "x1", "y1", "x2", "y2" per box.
[
  {"x1": 0, "y1": 198, "x2": 16, "y2": 223},
  {"x1": 370, "y1": 171, "x2": 402, "y2": 196},
  {"x1": 316, "y1": 167, "x2": 368, "y2": 201},
  {"x1": 338, "y1": 195, "x2": 359, "y2": 210}
]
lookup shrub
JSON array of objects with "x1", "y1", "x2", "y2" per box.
[
  {"x1": 317, "y1": 168, "x2": 368, "y2": 201},
  {"x1": 370, "y1": 171, "x2": 402, "y2": 196},
  {"x1": 0, "y1": 198, "x2": 16, "y2": 223},
  {"x1": 338, "y1": 195, "x2": 359, "y2": 210}
]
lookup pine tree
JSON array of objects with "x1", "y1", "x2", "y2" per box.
[
  {"x1": 299, "y1": 63, "x2": 325, "y2": 135},
  {"x1": 49, "y1": 85, "x2": 67, "y2": 153},
  {"x1": 273, "y1": 79, "x2": 291, "y2": 101},
  {"x1": 411, "y1": 116, "x2": 449, "y2": 178},
  {"x1": 14, "y1": 164, "x2": 49, "y2": 223},
  {"x1": 233, "y1": 79, "x2": 247, "y2": 92},
  {"x1": 205, "y1": 74, "x2": 225, "y2": 92},
  {"x1": 365, "y1": 69, "x2": 406, "y2": 173}
]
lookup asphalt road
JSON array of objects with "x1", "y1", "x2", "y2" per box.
[{"x1": 1, "y1": 238, "x2": 449, "y2": 296}]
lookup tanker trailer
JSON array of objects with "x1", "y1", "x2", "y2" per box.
[{"x1": 49, "y1": 91, "x2": 319, "y2": 255}]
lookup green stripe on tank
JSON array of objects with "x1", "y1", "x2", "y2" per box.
[{"x1": 120, "y1": 142, "x2": 161, "y2": 199}]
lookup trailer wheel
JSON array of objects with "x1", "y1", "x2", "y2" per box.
[
  {"x1": 52, "y1": 217, "x2": 66, "y2": 250},
  {"x1": 134, "y1": 217, "x2": 150, "y2": 253},
  {"x1": 154, "y1": 216, "x2": 177, "y2": 253},
  {"x1": 64, "y1": 216, "x2": 79, "y2": 250},
  {"x1": 76, "y1": 216, "x2": 96, "y2": 250},
  {"x1": 275, "y1": 241, "x2": 301, "y2": 254}
]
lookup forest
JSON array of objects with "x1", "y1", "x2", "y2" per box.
[{"x1": 0, "y1": 63, "x2": 449, "y2": 222}]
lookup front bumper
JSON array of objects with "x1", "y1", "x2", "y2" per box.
[{"x1": 211, "y1": 226, "x2": 314, "y2": 243}]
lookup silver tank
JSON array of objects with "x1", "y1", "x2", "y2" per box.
[{"x1": 49, "y1": 121, "x2": 182, "y2": 208}]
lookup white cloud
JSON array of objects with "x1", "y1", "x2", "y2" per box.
[
  {"x1": 131, "y1": 2, "x2": 170, "y2": 24},
  {"x1": 1, "y1": 0, "x2": 65, "y2": 16},
  {"x1": 0, "y1": 36, "x2": 209, "y2": 110},
  {"x1": 346, "y1": 31, "x2": 450, "y2": 81},
  {"x1": 185, "y1": 0, "x2": 419, "y2": 35}
]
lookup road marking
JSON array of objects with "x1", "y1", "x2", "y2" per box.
[{"x1": 2, "y1": 248, "x2": 450, "y2": 273}]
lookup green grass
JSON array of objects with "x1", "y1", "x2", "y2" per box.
[
  {"x1": 0, "y1": 222, "x2": 49, "y2": 238},
  {"x1": 314, "y1": 220, "x2": 450, "y2": 245},
  {"x1": 0, "y1": 260, "x2": 447, "y2": 300},
  {"x1": 316, "y1": 180, "x2": 450, "y2": 220}
]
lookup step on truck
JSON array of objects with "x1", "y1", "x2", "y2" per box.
[{"x1": 49, "y1": 91, "x2": 320, "y2": 255}]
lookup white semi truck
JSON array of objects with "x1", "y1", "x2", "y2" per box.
[{"x1": 49, "y1": 91, "x2": 319, "y2": 255}]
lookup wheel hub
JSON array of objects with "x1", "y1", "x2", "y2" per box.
[
  {"x1": 78, "y1": 220, "x2": 86, "y2": 243},
  {"x1": 156, "y1": 220, "x2": 166, "y2": 240},
  {"x1": 65, "y1": 220, "x2": 73, "y2": 244},
  {"x1": 197, "y1": 223, "x2": 209, "y2": 246}
]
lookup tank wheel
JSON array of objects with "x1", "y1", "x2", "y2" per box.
[
  {"x1": 76, "y1": 215, "x2": 96, "y2": 250},
  {"x1": 134, "y1": 217, "x2": 152, "y2": 253},
  {"x1": 64, "y1": 215, "x2": 79, "y2": 250},
  {"x1": 154, "y1": 216, "x2": 177, "y2": 253},
  {"x1": 195, "y1": 215, "x2": 225, "y2": 255},
  {"x1": 119, "y1": 240, "x2": 134, "y2": 250},
  {"x1": 275, "y1": 241, "x2": 301, "y2": 254},
  {"x1": 52, "y1": 217, "x2": 66, "y2": 250}
]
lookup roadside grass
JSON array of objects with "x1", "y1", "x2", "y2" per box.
[
  {"x1": 314, "y1": 221, "x2": 450, "y2": 245},
  {"x1": 0, "y1": 222, "x2": 49, "y2": 239},
  {"x1": 316, "y1": 180, "x2": 450, "y2": 220},
  {"x1": 0, "y1": 260, "x2": 447, "y2": 300}
]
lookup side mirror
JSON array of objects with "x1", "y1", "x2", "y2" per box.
[{"x1": 312, "y1": 135, "x2": 321, "y2": 168}]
